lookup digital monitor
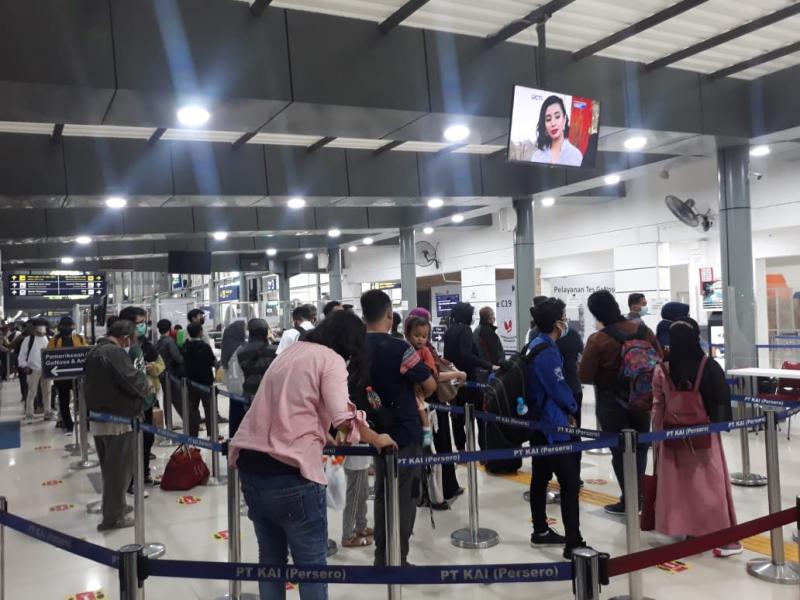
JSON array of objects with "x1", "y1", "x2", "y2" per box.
[
  {"x1": 436, "y1": 294, "x2": 460, "y2": 318},
  {"x1": 168, "y1": 250, "x2": 212, "y2": 275},
  {"x1": 4, "y1": 271, "x2": 106, "y2": 308},
  {"x1": 507, "y1": 85, "x2": 600, "y2": 169}
]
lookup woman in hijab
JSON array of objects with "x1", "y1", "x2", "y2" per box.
[
  {"x1": 650, "y1": 317, "x2": 741, "y2": 557},
  {"x1": 221, "y1": 320, "x2": 247, "y2": 371},
  {"x1": 656, "y1": 302, "x2": 690, "y2": 352}
]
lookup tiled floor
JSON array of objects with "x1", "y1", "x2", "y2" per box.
[{"x1": 0, "y1": 380, "x2": 798, "y2": 599}]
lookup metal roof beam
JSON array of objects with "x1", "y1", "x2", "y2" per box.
[
  {"x1": 573, "y1": 0, "x2": 709, "y2": 60},
  {"x1": 373, "y1": 140, "x2": 404, "y2": 156},
  {"x1": 307, "y1": 136, "x2": 336, "y2": 153},
  {"x1": 707, "y1": 40, "x2": 800, "y2": 80},
  {"x1": 249, "y1": 0, "x2": 272, "y2": 17},
  {"x1": 147, "y1": 127, "x2": 166, "y2": 145},
  {"x1": 231, "y1": 131, "x2": 257, "y2": 150},
  {"x1": 646, "y1": 3, "x2": 800, "y2": 71},
  {"x1": 378, "y1": 0, "x2": 432, "y2": 34},
  {"x1": 485, "y1": 0, "x2": 575, "y2": 47},
  {"x1": 51, "y1": 124, "x2": 63, "y2": 142}
]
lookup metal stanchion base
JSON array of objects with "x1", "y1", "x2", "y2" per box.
[
  {"x1": 523, "y1": 490, "x2": 529, "y2": 503},
  {"x1": 156, "y1": 438, "x2": 177, "y2": 448},
  {"x1": 86, "y1": 499, "x2": 102, "y2": 514},
  {"x1": 64, "y1": 443, "x2": 78, "y2": 451},
  {"x1": 746, "y1": 558, "x2": 800, "y2": 584},
  {"x1": 793, "y1": 529, "x2": 798, "y2": 543},
  {"x1": 142, "y1": 542, "x2": 166, "y2": 559},
  {"x1": 730, "y1": 472, "x2": 768, "y2": 487},
  {"x1": 214, "y1": 594, "x2": 259, "y2": 600},
  {"x1": 609, "y1": 596, "x2": 655, "y2": 600},
  {"x1": 450, "y1": 527, "x2": 500, "y2": 549},
  {"x1": 69, "y1": 445, "x2": 96, "y2": 457},
  {"x1": 586, "y1": 447, "x2": 612, "y2": 456},
  {"x1": 205, "y1": 476, "x2": 227, "y2": 487},
  {"x1": 69, "y1": 458, "x2": 100, "y2": 470},
  {"x1": 327, "y1": 539, "x2": 338, "y2": 557},
  {"x1": 522, "y1": 490, "x2": 559, "y2": 504}
]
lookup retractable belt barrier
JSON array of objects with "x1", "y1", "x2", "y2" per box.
[
  {"x1": 732, "y1": 394, "x2": 800, "y2": 409},
  {"x1": 88, "y1": 411, "x2": 225, "y2": 453}
]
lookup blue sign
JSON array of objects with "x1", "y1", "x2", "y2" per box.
[
  {"x1": 219, "y1": 283, "x2": 240, "y2": 302},
  {"x1": 436, "y1": 294, "x2": 460, "y2": 317}
]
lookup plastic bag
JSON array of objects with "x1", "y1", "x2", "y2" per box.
[{"x1": 324, "y1": 457, "x2": 346, "y2": 511}]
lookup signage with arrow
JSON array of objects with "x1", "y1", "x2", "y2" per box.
[{"x1": 42, "y1": 346, "x2": 92, "y2": 380}]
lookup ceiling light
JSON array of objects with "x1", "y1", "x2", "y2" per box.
[
  {"x1": 266, "y1": 248, "x2": 277, "y2": 257},
  {"x1": 427, "y1": 197, "x2": 444, "y2": 209},
  {"x1": 443, "y1": 124, "x2": 470, "y2": 143},
  {"x1": 212, "y1": 231, "x2": 228, "y2": 241},
  {"x1": 624, "y1": 136, "x2": 647, "y2": 151},
  {"x1": 304, "y1": 252, "x2": 314, "y2": 260},
  {"x1": 541, "y1": 197, "x2": 556, "y2": 207},
  {"x1": 604, "y1": 174, "x2": 621, "y2": 185},
  {"x1": 451, "y1": 214, "x2": 465, "y2": 224},
  {"x1": 75, "y1": 236, "x2": 92, "y2": 245},
  {"x1": 423, "y1": 226, "x2": 434, "y2": 235},
  {"x1": 287, "y1": 197, "x2": 306, "y2": 209},
  {"x1": 61, "y1": 257, "x2": 75, "y2": 265},
  {"x1": 176, "y1": 105, "x2": 210, "y2": 127},
  {"x1": 328, "y1": 229, "x2": 341, "y2": 238},
  {"x1": 348, "y1": 246, "x2": 357, "y2": 253},
  {"x1": 363, "y1": 237, "x2": 374, "y2": 245},
  {"x1": 750, "y1": 145, "x2": 770, "y2": 157},
  {"x1": 105, "y1": 196, "x2": 127, "y2": 209}
]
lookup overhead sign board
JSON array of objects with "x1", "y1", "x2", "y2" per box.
[
  {"x1": 218, "y1": 283, "x2": 240, "y2": 302},
  {"x1": 431, "y1": 326, "x2": 446, "y2": 343},
  {"x1": 5, "y1": 272, "x2": 106, "y2": 304},
  {"x1": 42, "y1": 346, "x2": 92, "y2": 380}
]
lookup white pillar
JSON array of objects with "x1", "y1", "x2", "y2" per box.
[
  {"x1": 613, "y1": 242, "x2": 670, "y2": 331},
  {"x1": 461, "y1": 266, "x2": 497, "y2": 324},
  {"x1": 754, "y1": 258, "x2": 769, "y2": 368}
]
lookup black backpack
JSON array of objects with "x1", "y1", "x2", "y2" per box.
[{"x1": 238, "y1": 343, "x2": 278, "y2": 396}]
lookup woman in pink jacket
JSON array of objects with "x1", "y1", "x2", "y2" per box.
[
  {"x1": 230, "y1": 311, "x2": 397, "y2": 600},
  {"x1": 651, "y1": 318, "x2": 741, "y2": 557}
]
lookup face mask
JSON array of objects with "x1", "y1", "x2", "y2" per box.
[
  {"x1": 136, "y1": 322, "x2": 147, "y2": 337},
  {"x1": 36, "y1": 327, "x2": 47, "y2": 335},
  {"x1": 556, "y1": 320, "x2": 568, "y2": 337},
  {"x1": 639, "y1": 307, "x2": 649, "y2": 316},
  {"x1": 594, "y1": 321, "x2": 604, "y2": 331}
]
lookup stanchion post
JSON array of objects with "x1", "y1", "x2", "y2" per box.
[
  {"x1": 450, "y1": 403, "x2": 500, "y2": 549},
  {"x1": 730, "y1": 376, "x2": 767, "y2": 487},
  {"x1": 158, "y1": 375, "x2": 176, "y2": 446},
  {"x1": 385, "y1": 452, "x2": 401, "y2": 600},
  {"x1": 746, "y1": 409, "x2": 800, "y2": 583},
  {"x1": 1, "y1": 496, "x2": 6, "y2": 600},
  {"x1": 181, "y1": 377, "x2": 190, "y2": 434},
  {"x1": 609, "y1": 430, "x2": 653, "y2": 600},
  {"x1": 64, "y1": 378, "x2": 80, "y2": 452},
  {"x1": 794, "y1": 495, "x2": 799, "y2": 544},
  {"x1": 572, "y1": 547, "x2": 601, "y2": 600},
  {"x1": 69, "y1": 378, "x2": 99, "y2": 470},
  {"x1": 206, "y1": 386, "x2": 225, "y2": 486},
  {"x1": 118, "y1": 544, "x2": 143, "y2": 600},
  {"x1": 215, "y1": 467, "x2": 258, "y2": 600},
  {"x1": 133, "y1": 417, "x2": 166, "y2": 560}
]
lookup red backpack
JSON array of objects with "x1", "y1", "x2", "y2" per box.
[{"x1": 661, "y1": 356, "x2": 711, "y2": 451}]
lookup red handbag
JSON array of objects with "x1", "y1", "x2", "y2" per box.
[
  {"x1": 640, "y1": 473, "x2": 657, "y2": 531},
  {"x1": 160, "y1": 444, "x2": 210, "y2": 491}
]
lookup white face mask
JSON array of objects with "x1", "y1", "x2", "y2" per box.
[
  {"x1": 594, "y1": 321, "x2": 604, "y2": 331},
  {"x1": 639, "y1": 307, "x2": 649, "y2": 316},
  {"x1": 556, "y1": 320, "x2": 568, "y2": 337},
  {"x1": 35, "y1": 327, "x2": 47, "y2": 335}
]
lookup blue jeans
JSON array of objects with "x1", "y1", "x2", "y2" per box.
[{"x1": 240, "y1": 471, "x2": 328, "y2": 600}]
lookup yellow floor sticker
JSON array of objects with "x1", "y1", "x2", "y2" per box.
[
  {"x1": 177, "y1": 495, "x2": 202, "y2": 505},
  {"x1": 480, "y1": 466, "x2": 799, "y2": 562},
  {"x1": 657, "y1": 560, "x2": 689, "y2": 574}
]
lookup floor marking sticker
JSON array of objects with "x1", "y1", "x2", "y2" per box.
[
  {"x1": 49, "y1": 503, "x2": 75, "y2": 512},
  {"x1": 41, "y1": 479, "x2": 62, "y2": 487},
  {"x1": 657, "y1": 560, "x2": 689, "y2": 574},
  {"x1": 67, "y1": 590, "x2": 105, "y2": 600},
  {"x1": 214, "y1": 530, "x2": 229, "y2": 540},
  {"x1": 34, "y1": 445, "x2": 52, "y2": 450},
  {"x1": 178, "y1": 495, "x2": 202, "y2": 505},
  {"x1": 584, "y1": 478, "x2": 609, "y2": 486},
  {"x1": 286, "y1": 582, "x2": 296, "y2": 591}
]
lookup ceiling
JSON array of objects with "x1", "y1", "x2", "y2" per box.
[{"x1": 263, "y1": 0, "x2": 800, "y2": 79}]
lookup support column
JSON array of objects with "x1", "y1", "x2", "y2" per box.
[
  {"x1": 513, "y1": 198, "x2": 535, "y2": 351},
  {"x1": 461, "y1": 266, "x2": 497, "y2": 315},
  {"x1": 718, "y1": 146, "x2": 756, "y2": 369},
  {"x1": 328, "y1": 248, "x2": 343, "y2": 301},
  {"x1": 613, "y1": 242, "x2": 670, "y2": 331},
  {"x1": 278, "y1": 264, "x2": 291, "y2": 330},
  {"x1": 399, "y1": 227, "x2": 417, "y2": 314},
  {"x1": 0, "y1": 249, "x2": 4, "y2": 320},
  {"x1": 238, "y1": 272, "x2": 247, "y2": 304}
]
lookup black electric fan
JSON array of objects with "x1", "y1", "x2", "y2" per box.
[{"x1": 665, "y1": 195, "x2": 713, "y2": 232}]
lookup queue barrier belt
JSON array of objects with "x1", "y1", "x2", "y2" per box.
[
  {"x1": 732, "y1": 394, "x2": 800, "y2": 409},
  {"x1": 88, "y1": 412, "x2": 225, "y2": 453}
]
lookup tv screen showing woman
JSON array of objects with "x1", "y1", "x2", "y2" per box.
[{"x1": 507, "y1": 85, "x2": 600, "y2": 169}]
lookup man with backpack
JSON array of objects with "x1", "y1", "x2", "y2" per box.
[
  {"x1": 275, "y1": 304, "x2": 316, "y2": 355},
  {"x1": 579, "y1": 290, "x2": 661, "y2": 516}
]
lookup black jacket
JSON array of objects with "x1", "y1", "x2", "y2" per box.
[
  {"x1": 473, "y1": 322, "x2": 505, "y2": 366},
  {"x1": 556, "y1": 328, "x2": 584, "y2": 397},
  {"x1": 156, "y1": 335, "x2": 184, "y2": 376},
  {"x1": 236, "y1": 340, "x2": 277, "y2": 396},
  {"x1": 182, "y1": 339, "x2": 216, "y2": 386},
  {"x1": 444, "y1": 303, "x2": 492, "y2": 380},
  {"x1": 84, "y1": 338, "x2": 147, "y2": 418}
]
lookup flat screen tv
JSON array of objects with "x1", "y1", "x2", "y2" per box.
[
  {"x1": 168, "y1": 250, "x2": 212, "y2": 275},
  {"x1": 507, "y1": 85, "x2": 600, "y2": 169}
]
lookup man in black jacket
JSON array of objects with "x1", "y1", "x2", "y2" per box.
[
  {"x1": 228, "y1": 319, "x2": 276, "y2": 437},
  {"x1": 182, "y1": 322, "x2": 218, "y2": 437},
  {"x1": 474, "y1": 306, "x2": 505, "y2": 366},
  {"x1": 85, "y1": 319, "x2": 148, "y2": 531}
]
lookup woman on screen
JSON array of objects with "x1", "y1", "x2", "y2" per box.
[{"x1": 531, "y1": 95, "x2": 583, "y2": 167}]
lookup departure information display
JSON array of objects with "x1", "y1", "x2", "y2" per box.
[{"x1": 5, "y1": 272, "x2": 106, "y2": 302}]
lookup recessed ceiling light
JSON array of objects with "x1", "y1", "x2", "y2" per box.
[
  {"x1": 266, "y1": 248, "x2": 277, "y2": 257},
  {"x1": 750, "y1": 145, "x2": 770, "y2": 157},
  {"x1": 176, "y1": 105, "x2": 210, "y2": 127},
  {"x1": 328, "y1": 229, "x2": 341, "y2": 238},
  {"x1": 304, "y1": 252, "x2": 314, "y2": 260},
  {"x1": 604, "y1": 174, "x2": 621, "y2": 185},
  {"x1": 427, "y1": 197, "x2": 444, "y2": 209},
  {"x1": 423, "y1": 226, "x2": 434, "y2": 235},
  {"x1": 212, "y1": 231, "x2": 228, "y2": 241},
  {"x1": 288, "y1": 197, "x2": 306, "y2": 209},
  {"x1": 105, "y1": 196, "x2": 127, "y2": 209},
  {"x1": 348, "y1": 246, "x2": 357, "y2": 253},
  {"x1": 61, "y1": 257, "x2": 75, "y2": 265},
  {"x1": 444, "y1": 124, "x2": 470, "y2": 143},
  {"x1": 451, "y1": 214, "x2": 465, "y2": 224},
  {"x1": 75, "y1": 236, "x2": 92, "y2": 245},
  {"x1": 541, "y1": 197, "x2": 556, "y2": 207},
  {"x1": 363, "y1": 237, "x2": 374, "y2": 245},
  {"x1": 623, "y1": 136, "x2": 647, "y2": 151}
]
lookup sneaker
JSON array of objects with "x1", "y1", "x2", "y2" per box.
[
  {"x1": 713, "y1": 543, "x2": 743, "y2": 558},
  {"x1": 22, "y1": 416, "x2": 37, "y2": 425},
  {"x1": 44, "y1": 411, "x2": 58, "y2": 421},
  {"x1": 126, "y1": 489, "x2": 150, "y2": 499},
  {"x1": 563, "y1": 541, "x2": 587, "y2": 560},
  {"x1": 604, "y1": 502, "x2": 626, "y2": 516},
  {"x1": 530, "y1": 528, "x2": 567, "y2": 547},
  {"x1": 97, "y1": 516, "x2": 135, "y2": 531}
]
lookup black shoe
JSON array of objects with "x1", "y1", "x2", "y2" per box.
[
  {"x1": 430, "y1": 501, "x2": 450, "y2": 511},
  {"x1": 143, "y1": 474, "x2": 155, "y2": 486},
  {"x1": 604, "y1": 502, "x2": 626, "y2": 515},
  {"x1": 530, "y1": 528, "x2": 567, "y2": 547},
  {"x1": 217, "y1": 415, "x2": 229, "y2": 424},
  {"x1": 563, "y1": 541, "x2": 587, "y2": 560},
  {"x1": 452, "y1": 487, "x2": 465, "y2": 497},
  {"x1": 148, "y1": 453, "x2": 156, "y2": 460}
]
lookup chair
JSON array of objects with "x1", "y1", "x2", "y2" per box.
[{"x1": 760, "y1": 361, "x2": 800, "y2": 439}]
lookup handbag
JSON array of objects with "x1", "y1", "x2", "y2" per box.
[
  {"x1": 436, "y1": 363, "x2": 460, "y2": 403},
  {"x1": 324, "y1": 457, "x2": 346, "y2": 511},
  {"x1": 640, "y1": 471, "x2": 658, "y2": 531},
  {"x1": 160, "y1": 444, "x2": 210, "y2": 491},
  {"x1": 662, "y1": 358, "x2": 711, "y2": 451}
]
